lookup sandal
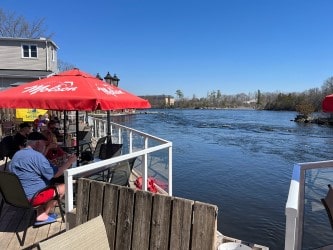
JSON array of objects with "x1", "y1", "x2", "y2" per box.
[
  {"x1": 34, "y1": 216, "x2": 56, "y2": 226},
  {"x1": 48, "y1": 213, "x2": 58, "y2": 219}
]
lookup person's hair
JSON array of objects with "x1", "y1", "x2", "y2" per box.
[
  {"x1": 26, "y1": 140, "x2": 38, "y2": 147},
  {"x1": 42, "y1": 130, "x2": 57, "y2": 143},
  {"x1": 47, "y1": 120, "x2": 58, "y2": 128}
]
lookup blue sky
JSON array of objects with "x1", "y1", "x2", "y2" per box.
[{"x1": 2, "y1": 1, "x2": 333, "y2": 98}]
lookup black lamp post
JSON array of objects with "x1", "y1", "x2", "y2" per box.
[
  {"x1": 112, "y1": 74, "x2": 120, "y2": 87},
  {"x1": 103, "y1": 72, "x2": 120, "y2": 137},
  {"x1": 104, "y1": 72, "x2": 113, "y2": 84},
  {"x1": 96, "y1": 73, "x2": 103, "y2": 80}
]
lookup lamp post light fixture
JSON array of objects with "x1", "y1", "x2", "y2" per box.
[
  {"x1": 104, "y1": 72, "x2": 120, "y2": 87},
  {"x1": 96, "y1": 73, "x2": 103, "y2": 80},
  {"x1": 112, "y1": 74, "x2": 120, "y2": 87},
  {"x1": 104, "y1": 72, "x2": 113, "y2": 84}
]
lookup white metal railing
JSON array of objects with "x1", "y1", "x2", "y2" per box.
[
  {"x1": 64, "y1": 116, "x2": 172, "y2": 218},
  {"x1": 285, "y1": 164, "x2": 300, "y2": 250},
  {"x1": 285, "y1": 160, "x2": 333, "y2": 249}
]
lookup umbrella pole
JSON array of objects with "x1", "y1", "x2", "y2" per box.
[
  {"x1": 63, "y1": 111, "x2": 67, "y2": 146},
  {"x1": 107, "y1": 110, "x2": 111, "y2": 137},
  {"x1": 76, "y1": 110, "x2": 80, "y2": 166}
]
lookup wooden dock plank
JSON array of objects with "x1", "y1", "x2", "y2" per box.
[
  {"x1": 115, "y1": 187, "x2": 135, "y2": 250},
  {"x1": 150, "y1": 194, "x2": 172, "y2": 250},
  {"x1": 131, "y1": 190, "x2": 153, "y2": 250},
  {"x1": 102, "y1": 183, "x2": 119, "y2": 250},
  {"x1": 170, "y1": 197, "x2": 194, "y2": 250},
  {"x1": 191, "y1": 201, "x2": 218, "y2": 250}
]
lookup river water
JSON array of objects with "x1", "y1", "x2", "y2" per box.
[{"x1": 114, "y1": 109, "x2": 333, "y2": 249}]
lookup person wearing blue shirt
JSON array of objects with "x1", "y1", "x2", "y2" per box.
[{"x1": 9, "y1": 132, "x2": 76, "y2": 226}]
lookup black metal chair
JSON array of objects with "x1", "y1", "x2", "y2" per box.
[
  {"x1": 77, "y1": 131, "x2": 92, "y2": 152},
  {"x1": 108, "y1": 157, "x2": 137, "y2": 187},
  {"x1": 0, "y1": 171, "x2": 65, "y2": 246},
  {"x1": 93, "y1": 136, "x2": 108, "y2": 159},
  {"x1": 108, "y1": 161, "x2": 131, "y2": 186},
  {"x1": 321, "y1": 184, "x2": 333, "y2": 230},
  {"x1": 0, "y1": 135, "x2": 16, "y2": 171},
  {"x1": 94, "y1": 135, "x2": 122, "y2": 160}
]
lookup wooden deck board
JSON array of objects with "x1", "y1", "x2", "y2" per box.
[{"x1": 0, "y1": 200, "x2": 66, "y2": 250}]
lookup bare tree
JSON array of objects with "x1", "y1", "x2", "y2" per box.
[
  {"x1": 57, "y1": 59, "x2": 76, "y2": 72},
  {"x1": 0, "y1": 8, "x2": 53, "y2": 38},
  {"x1": 321, "y1": 77, "x2": 333, "y2": 97}
]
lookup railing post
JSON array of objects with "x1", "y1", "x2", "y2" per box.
[
  {"x1": 64, "y1": 170, "x2": 74, "y2": 230},
  {"x1": 142, "y1": 137, "x2": 148, "y2": 191},
  {"x1": 168, "y1": 144, "x2": 173, "y2": 196},
  {"x1": 118, "y1": 127, "x2": 122, "y2": 143},
  {"x1": 129, "y1": 131, "x2": 133, "y2": 153},
  {"x1": 285, "y1": 164, "x2": 300, "y2": 250}
]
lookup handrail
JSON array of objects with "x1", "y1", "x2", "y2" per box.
[
  {"x1": 285, "y1": 160, "x2": 333, "y2": 250},
  {"x1": 64, "y1": 116, "x2": 173, "y2": 229}
]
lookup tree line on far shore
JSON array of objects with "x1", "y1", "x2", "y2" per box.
[{"x1": 172, "y1": 77, "x2": 333, "y2": 117}]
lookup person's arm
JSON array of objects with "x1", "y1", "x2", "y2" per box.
[{"x1": 53, "y1": 154, "x2": 77, "y2": 178}]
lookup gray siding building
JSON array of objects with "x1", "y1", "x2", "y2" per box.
[{"x1": 0, "y1": 37, "x2": 59, "y2": 89}]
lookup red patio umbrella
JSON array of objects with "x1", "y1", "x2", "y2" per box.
[
  {"x1": 322, "y1": 94, "x2": 333, "y2": 112},
  {"x1": 0, "y1": 68, "x2": 150, "y2": 111},
  {"x1": 0, "y1": 68, "x2": 151, "y2": 165}
]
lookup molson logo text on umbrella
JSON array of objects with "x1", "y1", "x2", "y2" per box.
[
  {"x1": 21, "y1": 81, "x2": 126, "y2": 97},
  {"x1": 97, "y1": 84, "x2": 124, "y2": 96},
  {"x1": 22, "y1": 81, "x2": 78, "y2": 95}
]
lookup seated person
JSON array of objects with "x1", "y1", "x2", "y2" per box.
[
  {"x1": 42, "y1": 130, "x2": 75, "y2": 184},
  {"x1": 9, "y1": 132, "x2": 77, "y2": 226},
  {"x1": 47, "y1": 119, "x2": 62, "y2": 142},
  {"x1": 42, "y1": 130, "x2": 69, "y2": 167},
  {"x1": 33, "y1": 115, "x2": 41, "y2": 131},
  {"x1": 12, "y1": 122, "x2": 32, "y2": 154}
]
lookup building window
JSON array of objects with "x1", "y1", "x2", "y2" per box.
[
  {"x1": 51, "y1": 47, "x2": 55, "y2": 61},
  {"x1": 22, "y1": 44, "x2": 38, "y2": 58}
]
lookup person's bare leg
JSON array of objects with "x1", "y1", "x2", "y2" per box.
[
  {"x1": 36, "y1": 200, "x2": 57, "y2": 221},
  {"x1": 35, "y1": 184, "x2": 65, "y2": 221},
  {"x1": 56, "y1": 183, "x2": 65, "y2": 198}
]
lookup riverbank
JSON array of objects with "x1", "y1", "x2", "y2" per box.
[{"x1": 293, "y1": 114, "x2": 333, "y2": 125}]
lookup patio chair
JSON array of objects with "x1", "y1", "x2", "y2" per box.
[
  {"x1": 0, "y1": 171, "x2": 65, "y2": 246},
  {"x1": 321, "y1": 184, "x2": 333, "y2": 230},
  {"x1": 2, "y1": 121, "x2": 15, "y2": 136},
  {"x1": 0, "y1": 135, "x2": 16, "y2": 171},
  {"x1": 38, "y1": 215, "x2": 109, "y2": 250},
  {"x1": 93, "y1": 136, "x2": 122, "y2": 160},
  {"x1": 76, "y1": 130, "x2": 93, "y2": 153},
  {"x1": 93, "y1": 136, "x2": 108, "y2": 159},
  {"x1": 108, "y1": 157, "x2": 137, "y2": 186},
  {"x1": 108, "y1": 160, "x2": 131, "y2": 186},
  {"x1": 126, "y1": 157, "x2": 137, "y2": 186}
]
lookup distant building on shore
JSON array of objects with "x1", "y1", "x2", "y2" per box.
[{"x1": 139, "y1": 95, "x2": 174, "y2": 108}]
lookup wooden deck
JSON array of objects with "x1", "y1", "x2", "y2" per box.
[
  {"x1": 0, "y1": 159, "x2": 269, "y2": 250},
  {"x1": 0, "y1": 203, "x2": 66, "y2": 250},
  {"x1": 0, "y1": 160, "x2": 63, "y2": 249}
]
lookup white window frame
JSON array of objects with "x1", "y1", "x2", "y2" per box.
[{"x1": 22, "y1": 44, "x2": 38, "y2": 58}]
